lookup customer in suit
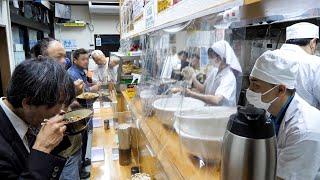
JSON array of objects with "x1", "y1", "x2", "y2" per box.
[
  {"x1": 34, "y1": 38, "x2": 89, "y2": 180},
  {"x1": 0, "y1": 57, "x2": 75, "y2": 179}
]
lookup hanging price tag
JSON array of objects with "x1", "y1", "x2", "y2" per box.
[{"x1": 96, "y1": 37, "x2": 102, "y2": 47}]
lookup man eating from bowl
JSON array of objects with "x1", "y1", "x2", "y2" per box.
[
  {"x1": 0, "y1": 57, "x2": 75, "y2": 179},
  {"x1": 34, "y1": 39, "x2": 90, "y2": 179},
  {"x1": 68, "y1": 48, "x2": 101, "y2": 177},
  {"x1": 33, "y1": 38, "x2": 85, "y2": 95},
  {"x1": 68, "y1": 48, "x2": 101, "y2": 93}
]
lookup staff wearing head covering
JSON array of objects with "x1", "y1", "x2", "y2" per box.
[
  {"x1": 183, "y1": 40, "x2": 242, "y2": 106},
  {"x1": 246, "y1": 50, "x2": 320, "y2": 180},
  {"x1": 280, "y1": 22, "x2": 320, "y2": 109},
  {"x1": 286, "y1": 22, "x2": 319, "y2": 55}
]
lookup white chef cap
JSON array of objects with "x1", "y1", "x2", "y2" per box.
[
  {"x1": 250, "y1": 50, "x2": 299, "y2": 89},
  {"x1": 286, "y1": 22, "x2": 319, "y2": 40},
  {"x1": 211, "y1": 40, "x2": 242, "y2": 73}
]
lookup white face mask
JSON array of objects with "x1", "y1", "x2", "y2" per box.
[
  {"x1": 214, "y1": 61, "x2": 221, "y2": 68},
  {"x1": 208, "y1": 58, "x2": 214, "y2": 65},
  {"x1": 246, "y1": 86, "x2": 279, "y2": 111},
  {"x1": 209, "y1": 57, "x2": 220, "y2": 68},
  {"x1": 205, "y1": 65, "x2": 218, "y2": 77}
]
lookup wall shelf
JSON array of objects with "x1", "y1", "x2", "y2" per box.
[
  {"x1": 10, "y1": 12, "x2": 50, "y2": 32},
  {"x1": 121, "y1": 0, "x2": 320, "y2": 39},
  {"x1": 121, "y1": 0, "x2": 243, "y2": 39}
]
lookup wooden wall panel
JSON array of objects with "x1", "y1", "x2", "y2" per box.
[{"x1": 0, "y1": 27, "x2": 11, "y2": 96}]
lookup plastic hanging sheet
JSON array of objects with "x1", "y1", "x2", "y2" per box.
[{"x1": 131, "y1": 8, "x2": 246, "y2": 179}]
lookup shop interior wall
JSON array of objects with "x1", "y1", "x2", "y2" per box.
[
  {"x1": 0, "y1": 0, "x2": 15, "y2": 95},
  {"x1": 54, "y1": 5, "x2": 119, "y2": 51}
]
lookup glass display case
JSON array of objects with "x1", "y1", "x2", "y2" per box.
[
  {"x1": 120, "y1": 9, "x2": 247, "y2": 179},
  {"x1": 109, "y1": 52, "x2": 142, "y2": 92},
  {"x1": 118, "y1": 0, "x2": 320, "y2": 179}
]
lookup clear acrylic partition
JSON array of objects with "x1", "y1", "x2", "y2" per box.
[{"x1": 130, "y1": 9, "x2": 247, "y2": 179}]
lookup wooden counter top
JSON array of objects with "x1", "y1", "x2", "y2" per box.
[
  {"x1": 122, "y1": 91, "x2": 220, "y2": 180},
  {"x1": 90, "y1": 107, "x2": 134, "y2": 180}
]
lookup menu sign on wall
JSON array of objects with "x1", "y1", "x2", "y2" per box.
[
  {"x1": 158, "y1": 0, "x2": 171, "y2": 13},
  {"x1": 132, "y1": 0, "x2": 144, "y2": 21},
  {"x1": 63, "y1": 39, "x2": 77, "y2": 51},
  {"x1": 144, "y1": 1, "x2": 155, "y2": 29}
]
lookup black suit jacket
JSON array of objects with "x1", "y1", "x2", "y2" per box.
[{"x1": 0, "y1": 106, "x2": 66, "y2": 180}]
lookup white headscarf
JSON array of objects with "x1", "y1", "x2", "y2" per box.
[
  {"x1": 211, "y1": 40, "x2": 242, "y2": 73},
  {"x1": 251, "y1": 50, "x2": 299, "y2": 89}
]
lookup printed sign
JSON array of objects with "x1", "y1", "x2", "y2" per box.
[
  {"x1": 144, "y1": 1, "x2": 155, "y2": 29},
  {"x1": 63, "y1": 39, "x2": 77, "y2": 51},
  {"x1": 158, "y1": 0, "x2": 171, "y2": 13}
]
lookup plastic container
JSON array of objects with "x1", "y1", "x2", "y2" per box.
[
  {"x1": 174, "y1": 106, "x2": 237, "y2": 137},
  {"x1": 152, "y1": 97, "x2": 205, "y2": 127},
  {"x1": 140, "y1": 89, "x2": 156, "y2": 116},
  {"x1": 173, "y1": 106, "x2": 237, "y2": 161}
]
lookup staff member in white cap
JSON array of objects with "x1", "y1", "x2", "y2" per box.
[
  {"x1": 246, "y1": 50, "x2": 320, "y2": 180},
  {"x1": 280, "y1": 22, "x2": 320, "y2": 109},
  {"x1": 182, "y1": 40, "x2": 242, "y2": 106}
]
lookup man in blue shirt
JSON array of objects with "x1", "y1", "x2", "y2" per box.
[
  {"x1": 67, "y1": 48, "x2": 101, "y2": 179},
  {"x1": 68, "y1": 48, "x2": 100, "y2": 92}
]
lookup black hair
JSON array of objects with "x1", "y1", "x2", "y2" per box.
[
  {"x1": 178, "y1": 51, "x2": 188, "y2": 58},
  {"x1": 269, "y1": 84, "x2": 296, "y2": 96},
  {"x1": 7, "y1": 57, "x2": 75, "y2": 108},
  {"x1": 208, "y1": 48, "x2": 218, "y2": 57},
  {"x1": 30, "y1": 43, "x2": 41, "y2": 58},
  {"x1": 73, "y1": 48, "x2": 88, "y2": 60},
  {"x1": 286, "y1": 38, "x2": 319, "y2": 46},
  {"x1": 31, "y1": 38, "x2": 56, "y2": 57},
  {"x1": 208, "y1": 48, "x2": 226, "y2": 64},
  {"x1": 191, "y1": 54, "x2": 200, "y2": 59}
]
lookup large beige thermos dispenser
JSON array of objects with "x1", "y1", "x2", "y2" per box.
[
  {"x1": 118, "y1": 123, "x2": 131, "y2": 166},
  {"x1": 221, "y1": 106, "x2": 277, "y2": 180}
]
